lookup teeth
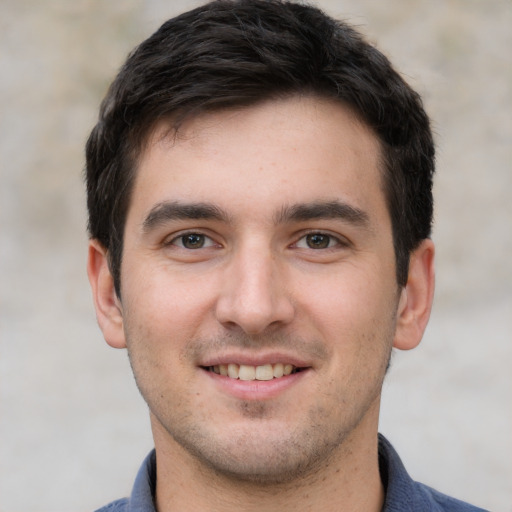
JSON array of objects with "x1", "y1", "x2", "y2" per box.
[
  {"x1": 238, "y1": 364, "x2": 256, "y2": 381},
  {"x1": 255, "y1": 364, "x2": 274, "y2": 381},
  {"x1": 227, "y1": 363, "x2": 239, "y2": 379},
  {"x1": 208, "y1": 363, "x2": 300, "y2": 381},
  {"x1": 273, "y1": 363, "x2": 284, "y2": 378}
]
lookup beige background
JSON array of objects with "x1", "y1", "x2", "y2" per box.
[{"x1": 1, "y1": 0, "x2": 510, "y2": 510}]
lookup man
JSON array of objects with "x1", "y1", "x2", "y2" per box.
[{"x1": 85, "y1": 1, "x2": 487, "y2": 510}]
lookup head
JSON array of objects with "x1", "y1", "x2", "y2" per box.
[
  {"x1": 86, "y1": 1, "x2": 436, "y2": 491},
  {"x1": 85, "y1": 0, "x2": 434, "y2": 298}
]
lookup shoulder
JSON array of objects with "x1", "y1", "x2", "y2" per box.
[
  {"x1": 413, "y1": 482, "x2": 489, "y2": 512},
  {"x1": 93, "y1": 450, "x2": 156, "y2": 512},
  {"x1": 378, "y1": 434, "x2": 489, "y2": 512},
  {"x1": 94, "y1": 498, "x2": 129, "y2": 512}
]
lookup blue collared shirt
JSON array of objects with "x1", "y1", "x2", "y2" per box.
[{"x1": 95, "y1": 435, "x2": 488, "y2": 511}]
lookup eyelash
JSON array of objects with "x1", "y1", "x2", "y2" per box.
[
  {"x1": 165, "y1": 230, "x2": 347, "y2": 252},
  {"x1": 294, "y1": 231, "x2": 347, "y2": 250},
  {"x1": 165, "y1": 232, "x2": 218, "y2": 250}
]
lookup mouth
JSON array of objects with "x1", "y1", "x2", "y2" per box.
[{"x1": 201, "y1": 363, "x2": 307, "y2": 381}]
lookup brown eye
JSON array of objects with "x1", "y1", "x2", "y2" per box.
[
  {"x1": 171, "y1": 233, "x2": 214, "y2": 249},
  {"x1": 182, "y1": 234, "x2": 204, "y2": 248},
  {"x1": 305, "y1": 233, "x2": 331, "y2": 249}
]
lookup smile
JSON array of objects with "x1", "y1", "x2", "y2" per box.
[{"x1": 204, "y1": 363, "x2": 304, "y2": 381}]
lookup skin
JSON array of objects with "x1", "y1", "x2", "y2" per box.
[{"x1": 88, "y1": 96, "x2": 435, "y2": 512}]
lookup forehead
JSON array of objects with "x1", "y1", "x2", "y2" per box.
[{"x1": 129, "y1": 96, "x2": 386, "y2": 226}]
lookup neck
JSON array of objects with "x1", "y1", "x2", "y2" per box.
[{"x1": 151, "y1": 417, "x2": 384, "y2": 512}]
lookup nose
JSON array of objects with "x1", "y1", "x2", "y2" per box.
[{"x1": 215, "y1": 244, "x2": 295, "y2": 335}]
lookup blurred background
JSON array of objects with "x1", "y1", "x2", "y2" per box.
[{"x1": 0, "y1": 0, "x2": 510, "y2": 510}]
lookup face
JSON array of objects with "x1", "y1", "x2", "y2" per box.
[{"x1": 116, "y1": 97, "x2": 403, "y2": 482}]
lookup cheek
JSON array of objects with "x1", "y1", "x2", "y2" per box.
[
  {"x1": 122, "y1": 262, "x2": 216, "y2": 334},
  {"x1": 301, "y1": 265, "x2": 398, "y2": 377},
  {"x1": 119, "y1": 271, "x2": 222, "y2": 398},
  {"x1": 121, "y1": 296, "x2": 194, "y2": 411},
  {"x1": 303, "y1": 264, "x2": 396, "y2": 330}
]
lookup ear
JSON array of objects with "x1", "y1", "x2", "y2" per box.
[
  {"x1": 393, "y1": 239, "x2": 435, "y2": 351},
  {"x1": 87, "y1": 239, "x2": 126, "y2": 349}
]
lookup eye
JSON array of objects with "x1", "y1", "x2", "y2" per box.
[
  {"x1": 295, "y1": 233, "x2": 341, "y2": 249},
  {"x1": 170, "y1": 233, "x2": 216, "y2": 249}
]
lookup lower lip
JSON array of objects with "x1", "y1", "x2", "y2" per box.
[{"x1": 202, "y1": 368, "x2": 310, "y2": 401}]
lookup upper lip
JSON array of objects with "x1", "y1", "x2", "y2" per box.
[{"x1": 199, "y1": 351, "x2": 312, "y2": 369}]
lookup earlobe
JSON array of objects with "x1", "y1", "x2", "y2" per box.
[
  {"x1": 393, "y1": 239, "x2": 435, "y2": 351},
  {"x1": 87, "y1": 239, "x2": 127, "y2": 349}
]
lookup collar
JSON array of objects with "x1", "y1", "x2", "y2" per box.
[{"x1": 122, "y1": 434, "x2": 485, "y2": 511}]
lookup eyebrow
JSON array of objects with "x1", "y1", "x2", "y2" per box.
[
  {"x1": 142, "y1": 198, "x2": 371, "y2": 233},
  {"x1": 142, "y1": 201, "x2": 230, "y2": 233},
  {"x1": 275, "y1": 200, "x2": 370, "y2": 227}
]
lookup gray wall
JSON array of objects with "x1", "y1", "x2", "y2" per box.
[{"x1": 1, "y1": 0, "x2": 510, "y2": 510}]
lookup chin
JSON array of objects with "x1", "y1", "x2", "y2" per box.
[{"x1": 171, "y1": 421, "x2": 347, "y2": 485}]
